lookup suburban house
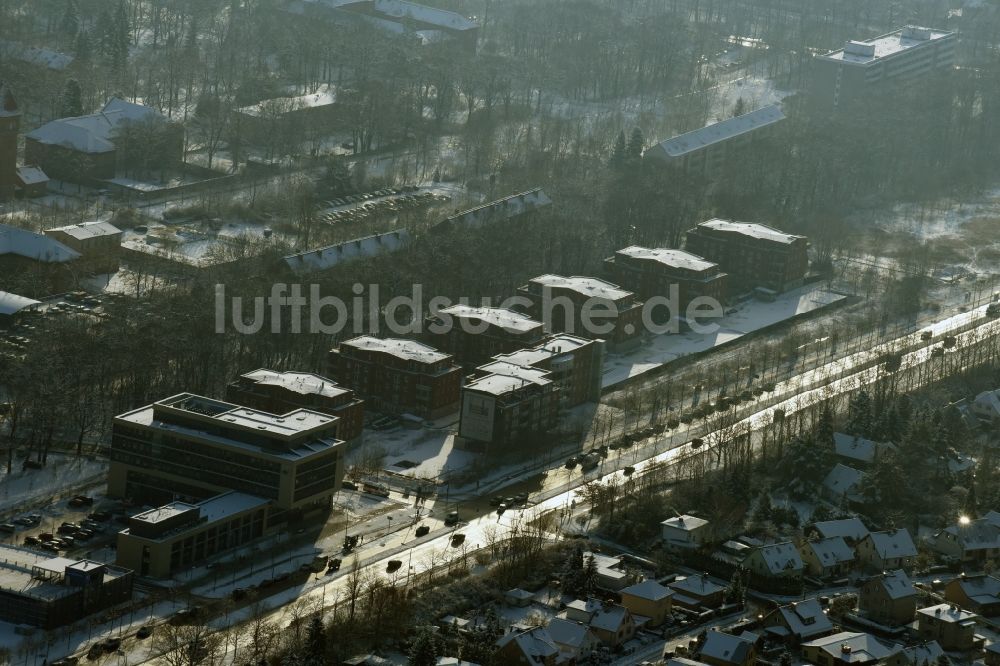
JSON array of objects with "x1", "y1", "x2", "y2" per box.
[
  {"x1": 822, "y1": 463, "x2": 866, "y2": 504},
  {"x1": 916, "y1": 603, "x2": 979, "y2": 651},
  {"x1": 833, "y1": 432, "x2": 892, "y2": 467},
  {"x1": 697, "y1": 630, "x2": 758, "y2": 666},
  {"x1": 562, "y1": 599, "x2": 636, "y2": 647},
  {"x1": 662, "y1": 515, "x2": 712, "y2": 550},
  {"x1": 809, "y1": 517, "x2": 871, "y2": 546},
  {"x1": 859, "y1": 570, "x2": 917, "y2": 626},
  {"x1": 945, "y1": 574, "x2": 1000, "y2": 617},
  {"x1": 619, "y1": 579, "x2": 674, "y2": 627},
  {"x1": 929, "y1": 512, "x2": 1000, "y2": 564},
  {"x1": 856, "y1": 529, "x2": 917, "y2": 571},
  {"x1": 986, "y1": 642, "x2": 1000, "y2": 666},
  {"x1": 545, "y1": 617, "x2": 599, "y2": 663},
  {"x1": 761, "y1": 598, "x2": 834, "y2": 643},
  {"x1": 799, "y1": 536, "x2": 855, "y2": 578},
  {"x1": 495, "y1": 627, "x2": 559, "y2": 665},
  {"x1": 801, "y1": 632, "x2": 904, "y2": 666},
  {"x1": 669, "y1": 574, "x2": 727, "y2": 610},
  {"x1": 744, "y1": 541, "x2": 804, "y2": 581},
  {"x1": 972, "y1": 389, "x2": 1000, "y2": 424}
]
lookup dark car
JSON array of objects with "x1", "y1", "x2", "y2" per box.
[
  {"x1": 341, "y1": 480, "x2": 358, "y2": 491},
  {"x1": 86, "y1": 644, "x2": 103, "y2": 661},
  {"x1": 327, "y1": 558, "x2": 342, "y2": 572},
  {"x1": 231, "y1": 588, "x2": 247, "y2": 601},
  {"x1": 69, "y1": 495, "x2": 94, "y2": 507},
  {"x1": 100, "y1": 637, "x2": 121, "y2": 653},
  {"x1": 451, "y1": 533, "x2": 466, "y2": 547},
  {"x1": 24, "y1": 535, "x2": 39, "y2": 546},
  {"x1": 136, "y1": 625, "x2": 153, "y2": 639},
  {"x1": 386, "y1": 560, "x2": 402, "y2": 573},
  {"x1": 0, "y1": 523, "x2": 15, "y2": 533},
  {"x1": 88, "y1": 511, "x2": 111, "y2": 522}
]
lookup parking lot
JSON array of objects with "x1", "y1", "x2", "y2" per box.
[{"x1": 316, "y1": 186, "x2": 451, "y2": 225}]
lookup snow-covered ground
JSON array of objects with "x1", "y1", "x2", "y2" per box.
[
  {"x1": 603, "y1": 284, "x2": 847, "y2": 387},
  {"x1": 0, "y1": 453, "x2": 106, "y2": 515}
]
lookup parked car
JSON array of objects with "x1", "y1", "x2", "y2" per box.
[
  {"x1": 24, "y1": 536, "x2": 39, "y2": 546},
  {"x1": 327, "y1": 558, "x2": 342, "y2": 572},
  {"x1": 100, "y1": 637, "x2": 121, "y2": 653},
  {"x1": 87, "y1": 511, "x2": 111, "y2": 522},
  {"x1": 451, "y1": 533, "x2": 466, "y2": 547},
  {"x1": 13, "y1": 517, "x2": 33, "y2": 526},
  {"x1": 69, "y1": 496, "x2": 94, "y2": 507},
  {"x1": 444, "y1": 511, "x2": 459, "y2": 526},
  {"x1": 415, "y1": 525, "x2": 430, "y2": 537},
  {"x1": 386, "y1": 560, "x2": 402, "y2": 573},
  {"x1": 136, "y1": 626, "x2": 153, "y2": 639},
  {"x1": 0, "y1": 523, "x2": 15, "y2": 533}
]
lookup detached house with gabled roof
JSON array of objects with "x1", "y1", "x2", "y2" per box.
[
  {"x1": 930, "y1": 513, "x2": 1000, "y2": 565},
  {"x1": 619, "y1": 579, "x2": 674, "y2": 627},
  {"x1": 561, "y1": 598, "x2": 636, "y2": 648},
  {"x1": 761, "y1": 598, "x2": 834, "y2": 643},
  {"x1": 669, "y1": 574, "x2": 727, "y2": 610},
  {"x1": 856, "y1": 529, "x2": 917, "y2": 572},
  {"x1": 810, "y1": 517, "x2": 871, "y2": 546},
  {"x1": 545, "y1": 617, "x2": 599, "y2": 663},
  {"x1": 945, "y1": 573, "x2": 1000, "y2": 617},
  {"x1": 799, "y1": 536, "x2": 855, "y2": 578},
  {"x1": 744, "y1": 541, "x2": 804, "y2": 581},
  {"x1": 859, "y1": 570, "x2": 917, "y2": 626},
  {"x1": 495, "y1": 626, "x2": 561, "y2": 665},
  {"x1": 697, "y1": 630, "x2": 758, "y2": 666}
]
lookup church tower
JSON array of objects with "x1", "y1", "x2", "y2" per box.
[{"x1": 0, "y1": 82, "x2": 21, "y2": 201}]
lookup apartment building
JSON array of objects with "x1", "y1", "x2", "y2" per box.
[
  {"x1": 644, "y1": 105, "x2": 785, "y2": 175},
  {"x1": 227, "y1": 369, "x2": 365, "y2": 441},
  {"x1": 328, "y1": 336, "x2": 462, "y2": 419},
  {"x1": 684, "y1": 219, "x2": 808, "y2": 294},
  {"x1": 488, "y1": 334, "x2": 604, "y2": 407},
  {"x1": 811, "y1": 26, "x2": 956, "y2": 109},
  {"x1": 604, "y1": 246, "x2": 728, "y2": 315},
  {"x1": 517, "y1": 275, "x2": 644, "y2": 349},
  {"x1": 458, "y1": 361, "x2": 560, "y2": 449},
  {"x1": 107, "y1": 393, "x2": 345, "y2": 527},
  {"x1": 425, "y1": 304, "x2": 547, "y2": 368}
]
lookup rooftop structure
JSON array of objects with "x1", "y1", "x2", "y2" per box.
[
  {"x1": 340, "y1": 336, "x2": 451, "y2": 364},
  {"x1": 698, "y1": 219, "x2": 804, "y2": 245},
  {"x1": 437, "y1": 304, "x2": 543, "y2": 334},
  {"x1": 433, "y1": 188, "x2": 552, "y2": 232},
  {"x1": 648, "y1": 105, "x2": 785, "y2": 159},
  {"x1": 238, "y1": 369, "x2": 352, "y2": 400},
  {"x1": 46, "y1": 220, "x2": 122, "y2": 240},
  {"x1": 373, "y1": 0, "x2": 476, "y2": 30},
  {"x1": 0, "y1": 224, "x2": 80, "y2": 263},
  {"x1": 614, "y1": 246, "x2": 718, "y2": 273},
  {"x1": 526, "y1": 274, "x2": 632, "y2": 302},
  {"x1": 802, "y1": 631, "x2": 902, "y2": 664},
  {"x1": 283, "y1": 230, "x2": 411, "y2": 275},
  {"x1": 811, "y1": 517, "x2": 871, "y2": 544},
  {"x1": 816, "y1": 26, "x2": 955, "y2": 65},
  {"x1": 700, "y1": 630, "x2": 758, "y2": 665},
  {"x1": 25, "y1": 98, "x2": 166, "y2": 154},
  {"x1": 0, "y1": 291, "x2": 40, "y2": 317}
]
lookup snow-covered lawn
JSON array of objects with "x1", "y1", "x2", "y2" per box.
[{"x1": 0, "y1": 453, "x2": 106, "y2": 515}]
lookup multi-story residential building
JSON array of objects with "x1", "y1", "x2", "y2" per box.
[
  {"x1": 425, "y1": 304, "x2": 547, "y2": 368},
  {"x1": 108, "y1": 393, "x2": 345, "y2": 528},
  {"x1": 430, "y1": 188, "x2": 552, "y2": 233},
  {"x1": 811, "y1": 26, "x2": 956, "y2": 109},
  {"x1": 644, "y1": 105, "x2": 785, "y2": 176},
  {"x1": 604, "y1": 246, "x2": 728, "y2": 316},
  {"x1": 116, "y1": 492, "x2": 268, "y2": 578},
  {"x1": 227, "y1": 369, "x2": 365, "y2": 442},
  {"x1": 684, "y1": 219, "x2": 808, "y2": 294},
  {"x1": 0, "y1": 546, "x2": 133, "y2": 629},
  {"x1": 916, "y1": 604, "x2": 978, "y2": 651},
  {"x1": 487, "y1": 334, "x2": 604, "y2": 407},
  {"x1": 458, "y1": 361, "x2": 559, "y2": 449},
  {"x1": 516, "y1": 274, "x2": 644, "y2": 349},
  {"x1": 859, "y1": 570, "x2": 917, "y2": 626},
  {"x1": 328, "y1": 336, "x2": 462, "y2": 419}
]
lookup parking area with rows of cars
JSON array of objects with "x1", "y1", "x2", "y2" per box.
[{"x1": 316, "y1": 186, "x2": 451, "y2": 225}]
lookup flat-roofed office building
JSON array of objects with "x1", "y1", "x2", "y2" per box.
[
  {"x1": 812, "y1": 26, "x2": 956, "y2": 109},
  {"x1": 116, "y1": 492, "x2": 268, "y2": 578},
  {"x1": 108, "y1": 393, "x2": 345, "y2": 527}
]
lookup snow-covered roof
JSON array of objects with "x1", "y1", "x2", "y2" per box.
[
  {"x1": 15, "y1": 166, "x2": 48, "y2": 186},
  {"x1": 340, "y1": 335, "x2": 451, "y2": 364},
  {"x1": 435, "y1": 188, "x2": 552, "y2": 231},
  {"x1": 812, "y1": 517, "x2": 870, "y2": 542},
  {"x1": 240, "y1": 369, "x2": 351, "y2": 399},
  {"x1": 0, "y1": 224, "x2": 81, "y2": 263},
  {"x1": 47, "y1": 220, "x2": 122, "y2": 240},
  {"x1": 650, "y1": 105, "x2": 784, "y2": 159},
  {"x1": 866, "y1": 529, "x2": 917, "y2": 560},
  {"x1": 0, "y1": 41, "x2": 73, "y2": 71},
  {"x1": 802, "y1": 632, "x2": 901, "y2": 663},
  {"x1": 947, "y1": 574, "x2": 1000, "y2": 605},
  {"x1": 669, "y1": 574, "x2": 726, "y2": 597},
  {"x1": 198, "y1": 491, "x2": 269, "y2": 523},
  {"x1": 437, "y1": 304, "x2": 544, "y2": 334},
  {"x1": 0, "y1": 81, "x2": 18, "y2": 117},
  {"x1": 589, "y1": 604, "x2": 629, "y2": 633},
  {"x1": 466, "y1": 362, "x2": 552, "y2": 396},
  {"x1": 868, "y1": 569, "x2": 915, "y2": 600},
  {"x1": 621, "y1": 579, "x2": 674, "y2": 602},
  {"x1": 546, "y1": 617, "x2": 592, "y2": 648},
  {"x1": 823, "y1": 463, "x2": 865, "y2": 499},
  {"x1": 0, "y1": 291, "x2": 41, "y2": 316},
  {"x1": 805, "y1": 536, "x2": 854, "y2": 565},
  {"x1": 774, "y1": 598, "x2": 833, "y2": 639},
  {"x1": 283, "y1": 230, "x2": 411, "y2": 275},
  {"x1": 700, "y1": 630, "x2": 757, "y2": 665},
  {"x1": 373, "y1": 0, "x2": 477, "y2": 31},
  {"x1": 237, "y1": 84, "x2": 339, "y2": 117},
  {"x1": 491, "y1": 334, "x2": 592, "y2": 369},
  {"x1": 937, "y1": 517, "x2": 1000, "y2": 552},
  {"x1": 697, "y1": 219, "x2": 805, "y2": 245},
  {"x1": 615, "y1": 246, "x2": 721, "y2": 274},
  {"x1": 662, "y1": 514, "x2": 709, "y2": 532},
  {"x1": 903, "y1": 642, "x2": 944, "y2": 665},
  {"x1": 496, "y1": 627, "x2": 559, "y2": 660},
  {"x1": 528, "y1": 274, "x2": 633, "y2": 302},
  {"x1": 817, "y1": 26, "x2": 954, "y2": 66},
  {"x1": 834, "y1": 432, "x2": 881, "y2": 464},
  {"x1": 917, "y1": 603, "x2": 977, "y2": 624},
  {"x1": 25, "y1": 98, "x2": 165, "y2": 154},
  {"x1": 753, "y1": 541, "x2": 804, "y2": 575}
]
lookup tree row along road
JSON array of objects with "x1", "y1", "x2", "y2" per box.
[{"x1": 109, "y1": 302, "x2": 1000, "y2": 666}]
